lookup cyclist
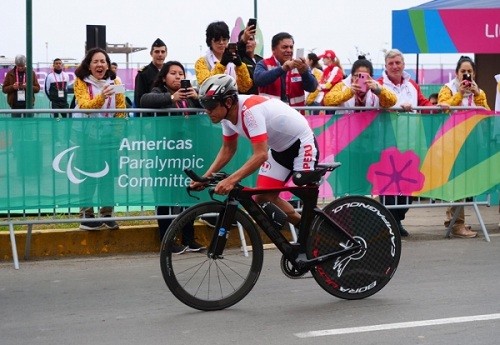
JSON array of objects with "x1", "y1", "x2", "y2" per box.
[{"x1": 193, "y1": 74, "x2": 319, "y2": 227}]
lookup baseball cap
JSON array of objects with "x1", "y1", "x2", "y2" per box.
[{"x1": 318, "y1": 50, "x2": 336, "y2": 60}]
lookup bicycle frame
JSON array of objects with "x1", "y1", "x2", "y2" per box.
[
  {"x1": 214, "y1": 184, "x2": 364, "y2": 271},
  {"x1": 165, "y1": 167, "x2": 401, "y2": 310}
]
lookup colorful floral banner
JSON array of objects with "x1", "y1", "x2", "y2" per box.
[{"x1": 313, "y1": 110, "x2": 500, "y2": 201}]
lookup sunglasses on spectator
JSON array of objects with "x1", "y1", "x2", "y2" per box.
[{"x1": 212, "y1": 38, "x2": 229, "y2": 44}]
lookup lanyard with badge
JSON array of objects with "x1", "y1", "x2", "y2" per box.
[
  {"x1": 53, "y1": 72, "x2": 66, "y2": 98},
  {"x1": 16, "y1": 70, "x2": 26, "y2": 102}
]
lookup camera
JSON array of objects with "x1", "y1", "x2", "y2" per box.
[{"x1": 180, "y1": 79, "x2": 191, "y2": 90}]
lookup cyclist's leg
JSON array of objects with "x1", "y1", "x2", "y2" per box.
[
  {"x1": 275, "y1": 195, "x2": 301, "y2": 225},
  {"x1": 255, "y1": 157, "x2": 301, "y2": 226},
  {"x1": 255, "y1": 136, "x2": 319, "y2": 225},
  {"x1": 255, "y1": 179, "x2": 301, "y2": 225}
]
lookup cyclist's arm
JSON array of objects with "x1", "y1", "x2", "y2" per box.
[
  {"x1": 204, "y1": 139, "x2": 238, "y2": 178},
  {"x1": 214, "y1": 140, "x2": 268, "y2": 195},
  {"x1": 191, "y1": 139, "x2": 238, "y2": 190}
]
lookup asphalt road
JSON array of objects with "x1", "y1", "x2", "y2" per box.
[{"x1": 1, "y1": 235, "x2": 500, "y2": 345}]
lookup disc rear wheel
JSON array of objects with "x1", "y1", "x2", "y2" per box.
[{"x1": 307, "y1": 196, "x2": 401, "y2": 300}]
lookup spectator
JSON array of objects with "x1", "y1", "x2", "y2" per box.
[
  {"x1": 2, "y1": 54, "x2": 40, "y2": 117},
  {"x1": 140, "y1": 61, "x2": 201, "y2": 112},
  {"x1": 110, "y1": 62, "x2": 122, "y2": 84},
  {"x1": 438, "y1": 56, "x2": 489, "y2": 111},
  {"x1": 134, "y1": 38, "x2": 167, "y2": 116},
  {"x1": 305, "y1": 52, "x2": 323, "y2": 114},
  {"x1": 73, "y1": 47, "x2": 126, "y2": 230},
  {"x1": 194, "y1": 21, "x2": 252, "y2": 93},
  {"x1": 377, "y1": 49, "x2": 434, "y2": 237},
  {"x1": 426, "y1": 93, "x2": 441, "y2": 114},
  {"x1": 140, "y1": 61, "x2": 204, "y2": 253},
  {"x1": 236, "y1": 20, "x2": 263, "y2": 95},
  {"x1": 323, "y1": 56, "x2": 397, "y2": 110},
  {"x1": 437, "y1": 55, "x2": 490, "y2": 238},
  {"x1": 305, "y1": 52, "x2": 323, "y2": 83},
  {"x1": 44, "y1": 58, "x2": 70, "y2": 118},
  {"x1": 307, "y1": 49, "x2": 344, "y2": 109},
  {"x1": 428, "y1": 92, "x2": 438, "y2": 105},
  {"x1": 378, "y1": 49, "x2": 433, "y2": 112},
  {"x1": 253, "y1": 32, "x2": 317, "y2": 108}
]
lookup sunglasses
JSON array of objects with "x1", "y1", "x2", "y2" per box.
[{"x1": 199, "y1": 97, "x2": 220, "y2": 111}]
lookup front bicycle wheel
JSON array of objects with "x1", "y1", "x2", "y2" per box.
[
  {"x1": 160, "y1": 201, "x2": 264, "y2": 311},
  {"x1": 308, "y1": 195, "x2": 401, "y2": 300}
]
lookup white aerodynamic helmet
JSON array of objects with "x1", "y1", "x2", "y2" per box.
[{"x1": 198, "y1": 74, "x2": 238, "y2": 110}]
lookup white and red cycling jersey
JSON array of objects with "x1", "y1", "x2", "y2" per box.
[{"x1": 221, "y1": 95, "x2": 318, "y2": 187}]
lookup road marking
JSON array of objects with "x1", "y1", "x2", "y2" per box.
[{"x1": 294, "y1": 313, "x2": 500, "y2": 338}]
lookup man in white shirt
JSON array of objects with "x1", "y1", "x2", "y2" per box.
[{"x1": 44, "y1": 58, "x2": 70, "y2": 118}]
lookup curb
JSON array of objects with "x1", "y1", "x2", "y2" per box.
[{"x1": 0, "y1": 225, "x2": 160, "y2": 261}]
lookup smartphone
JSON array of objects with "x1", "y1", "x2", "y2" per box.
[
  {"x1": 247, "y1": 18, "x2": 257, "y2": 29},
  {"x1": 111, "y1": 84, "x2": 125, "y2": 94},
  {"x1": 296, "y1": 48, "x2": 305, "y2": 59},
  {"x1": 227, "y1": 43, "x2": 237, "y2": 54},
  {"x1": 357, "y1": 72, "x2": 369, "y2": 93},
  {"x1": 462, "y1": 73, "x2": 472, "y2": 87},
  {"x1": 180, "y1": 79, "x2": 191, "y2": 90}
]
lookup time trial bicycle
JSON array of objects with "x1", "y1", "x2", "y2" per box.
[{"x1": 160, "y1": 163, "x2": 401, "y2": 311}]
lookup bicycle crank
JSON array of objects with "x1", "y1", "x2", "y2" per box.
[{"x1": 280, "y1": 255, "x2": 311, "y2": 279}]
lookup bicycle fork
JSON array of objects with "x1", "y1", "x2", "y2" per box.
[{"x1": 207, "y1": 199, "x2": 239, "y2": 259}]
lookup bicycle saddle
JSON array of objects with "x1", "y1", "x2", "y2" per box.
[{"x1": 292, "y1": 163, "x2": 341, "y2": 186}]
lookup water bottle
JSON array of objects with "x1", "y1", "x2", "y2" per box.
[{"x1": 261, "y1": 202, "x2": 288, "y2": 230}]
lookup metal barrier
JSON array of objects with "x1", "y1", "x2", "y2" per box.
[
  {"x1": 1, "y1": 106, "x2": 497, "y2": 269},
  {"x1": 378, "y1": 195, "x2": 491, "y2": 241}
]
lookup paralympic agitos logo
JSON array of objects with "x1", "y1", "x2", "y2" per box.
[{"x1": 52, "y1": 146, "x2": 109, "y2": 184}]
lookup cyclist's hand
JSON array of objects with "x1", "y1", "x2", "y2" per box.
[
  {"x1": 190, "y1": 180, "x2": 207, "y2": 191},
  {"x1": 215, "y1": 179, "x2": 235, "y2": 195}
]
